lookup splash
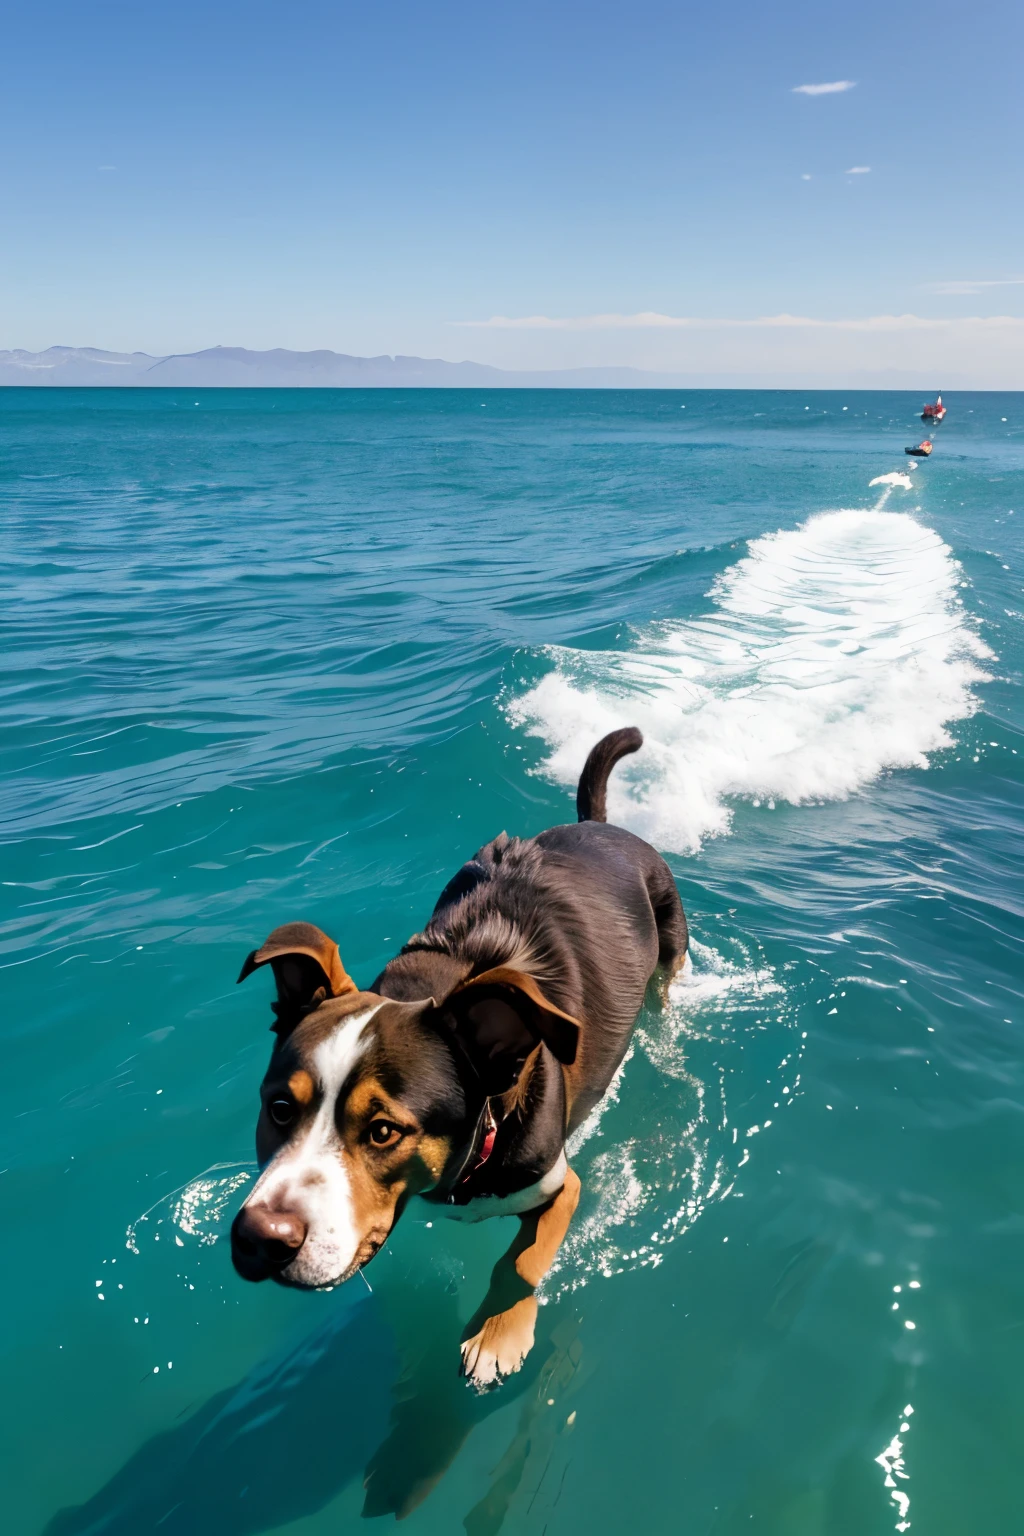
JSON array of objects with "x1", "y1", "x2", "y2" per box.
[
  {"x1": 509, "y1": 509, "x2": 991, "y2": 854},
  {"x1": 869, "y1": 471, "x2": 916, "y2": 503},
  {"x1": 542, "y1": 935, "x2": 803, "y2": 1301},
  {"x1": 126, "y1": 1162, "x2": 254, "y2": 1253}
]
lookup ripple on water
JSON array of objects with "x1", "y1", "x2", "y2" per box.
[{"x1": 543, "y1": 931, "x2": 808, "y2": 1301}]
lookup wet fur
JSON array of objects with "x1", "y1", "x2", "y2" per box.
[{"x1": 374, "y1": 820, "x2": 687, "y2": 1133}]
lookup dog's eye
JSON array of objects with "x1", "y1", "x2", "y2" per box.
[
  {"x1": 269, "y1": 1098, "x2": 295, "y2": 1127},
  {"x1": 369, "y1": 1120, "x2": 400, "y2": 1147}
]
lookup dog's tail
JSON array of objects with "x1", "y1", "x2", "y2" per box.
[{"x1": 576, "y1": 727, "x2": 643, "y2": 823}]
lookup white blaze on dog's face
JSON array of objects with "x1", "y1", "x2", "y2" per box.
[
  {"x1": 243, "y1": 1004, "x2": 377, "y2": 1287},
  {"x1": 233, "y1": 993, "x2": 464, "y2": 1289}
]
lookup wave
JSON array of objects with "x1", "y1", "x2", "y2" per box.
[{"x1": 509, "y1": 509, "x2": 992, "y2": 854}]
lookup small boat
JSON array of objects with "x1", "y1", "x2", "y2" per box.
[
  {"x1": 922, "y1": 394, "x2": 946, "y2": 423},
  {"x1": 906, "y1": 439, "x2": 933, "y2": 457}
]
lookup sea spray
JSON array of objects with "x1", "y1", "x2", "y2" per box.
[{"x1": 869, "y1": 471, "x2": 916, "y2": 498}]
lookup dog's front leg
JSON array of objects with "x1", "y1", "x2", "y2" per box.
[{"x1": 460, "y1": 1167, "x2": 581, "y2": 1391}]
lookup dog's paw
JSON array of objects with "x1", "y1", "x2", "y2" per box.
[{"x1": 459, "y1": 1296, "x2": 538, "y2": 1392}]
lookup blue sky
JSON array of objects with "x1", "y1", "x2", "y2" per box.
[{"x1": 3, "y1": 0, "x2": 1023, "y2": 379}]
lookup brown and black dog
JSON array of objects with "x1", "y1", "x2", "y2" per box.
[{"x1": 231, "y1": 728, "x2": 687, "y2": 1388}]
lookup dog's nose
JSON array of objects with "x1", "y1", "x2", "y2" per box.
[{"x1": 231, "y1": 1204, "x2": 307, "y2": 1280}]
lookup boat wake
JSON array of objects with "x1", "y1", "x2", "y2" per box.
[{"x1": 509, "y1": 506, "x2": 991, "y2": 855}]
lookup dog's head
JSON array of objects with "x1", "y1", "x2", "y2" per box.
[{"x1": 230, "y1": 922, "x2": 579, "y2": 1289}]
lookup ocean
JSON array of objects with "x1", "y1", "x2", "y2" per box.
[{"x1": 2, "y1": 386, "x2": 1022, "y2": 1535}]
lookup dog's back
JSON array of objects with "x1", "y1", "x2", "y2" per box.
[{"x1": 374, "y1": 729, "x2": 687, "y2": 1129}]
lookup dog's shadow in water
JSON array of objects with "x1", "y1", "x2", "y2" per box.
[{"x1": 45, "y1": 1277, "x2": 554, "y2": 1534}]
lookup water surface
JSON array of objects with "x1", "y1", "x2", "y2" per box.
[{"x1": 2, "y1": 387, "x2": 1023, "y2": 1535}]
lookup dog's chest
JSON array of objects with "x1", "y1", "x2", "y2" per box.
[{"x1": 428, "y1": 1150, "x2": 568, "y2": 1224}]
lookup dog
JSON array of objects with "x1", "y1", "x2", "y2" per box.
[{"x1": 231, "y1": 727, "x2": 687, "y2": 1389}]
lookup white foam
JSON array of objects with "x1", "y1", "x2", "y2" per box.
[
  {"x1": 510, "y1": 510, "x2": 991, "y2": 854},
  {"x1": 667, "y1": 937, "x2": 781, "y2": 1013}
]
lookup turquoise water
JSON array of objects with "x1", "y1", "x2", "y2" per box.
[{"x1": 3, "y1": 387, "x2": 1023, "y2": 1535}]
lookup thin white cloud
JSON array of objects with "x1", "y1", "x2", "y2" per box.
[
  {"x1": 801, "y1": 173, "x2": 812, "y2": 180},
  {"x1": 929, "y1": 277, "x2": 1024, "y2": 296},
  {"x1": 846, "y1": 165, "x2": 871, "y2": 174},
  {"x1": 792, "y1": 80, "x2": 856, "y2": 95},
  {"x1": 457, "y1": 312, "x2": 691, "y2": 330},
  {"x1": 455, "y1": 312, "x2": 1024, "y2": 332}
]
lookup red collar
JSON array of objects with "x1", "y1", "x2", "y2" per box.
[
  {"x1": 454, "y1": 1097, "x2": 501, "y2": 1195},
  {"x1": 462, "y1": 1099, "x2": 499, "y2": 1184}
]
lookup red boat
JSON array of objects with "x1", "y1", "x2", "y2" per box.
[
  {"x1": 922, "y1": 394, "x2": 946, "y2": 423},
  {"x1": 906, "y1": 439, "x2": 933, "y2": 457}
]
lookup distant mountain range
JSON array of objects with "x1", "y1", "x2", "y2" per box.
[
  {"x1": 0, "y1": 345, "x2": 691, "y2": 389},
  {"x1": 0, "y1": 344, "x2": 970, "y2": 390}
]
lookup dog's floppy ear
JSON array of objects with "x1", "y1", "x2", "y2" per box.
[
  {"x1": 237, "y1": 921, "x2": 356, "y2": 1032},
  {"x1": 439, "y1": 966, "x2": 580, "y2": 1093}
]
